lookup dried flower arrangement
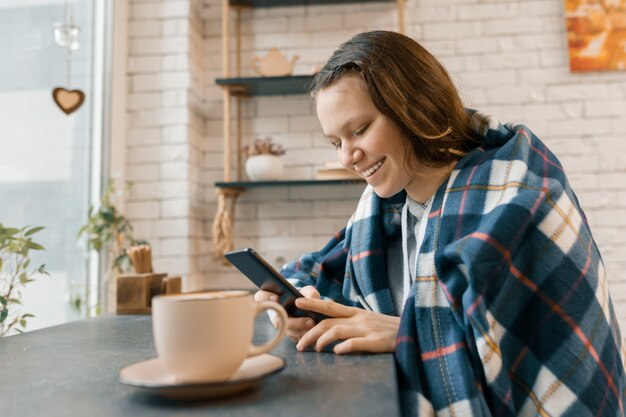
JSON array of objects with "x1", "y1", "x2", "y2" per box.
[{"x1": 243, "y1": 137, "x2": 285, "y2": 157}]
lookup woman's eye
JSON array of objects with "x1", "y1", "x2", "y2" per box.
[
  {"x1": 328, "y1": 139, "x2": 341, "y2": 150},
  {"x1": 353, "y1": 125, "x2": 368, "y2": 137}
]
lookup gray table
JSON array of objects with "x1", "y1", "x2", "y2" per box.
[{"x1": 0, "y1": 315, "x2": 400, "y2": 417}]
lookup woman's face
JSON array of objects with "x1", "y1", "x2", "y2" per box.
[{"x1": 316, "y1": 75, "x2": 420, "y2": 199}]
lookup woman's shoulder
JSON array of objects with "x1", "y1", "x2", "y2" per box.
[
  {"x1": 448, "y1": 112, "x2": 568, "y2": 198},
  {"x1": 457, "y1": 111, "x2": 563, "y2": 185}
]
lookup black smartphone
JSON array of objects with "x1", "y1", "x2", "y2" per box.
[{"x1": 224, "y1": 248, "x2": 327, "y2": 323}]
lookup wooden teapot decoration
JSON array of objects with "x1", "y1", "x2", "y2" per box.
[{"x1": 253, "y1": 48, "x2": 299, "y2": 77}]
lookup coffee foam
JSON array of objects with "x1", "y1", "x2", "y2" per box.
[{"x1": 159, "y1": 290, "x2": 250, "y2": 302}]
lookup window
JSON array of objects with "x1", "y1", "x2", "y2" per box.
[{"x1": 0, "y1": 0, "x2": 109, "y2": 331}]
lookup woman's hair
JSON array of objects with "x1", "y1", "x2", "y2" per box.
[{"x1": 310, "y1": 30, "x2": 478, "y2": 168}]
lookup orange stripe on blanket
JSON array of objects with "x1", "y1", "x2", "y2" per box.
[
  {"x1": 396, "y1": 335, "x2": 414, "y2": 345},
  {"x1": 415, "y1": 276, "x2": 437, "y2": 282},
  {"x1": 429, "y1": 209, "x2": 441, "y2": 218},
  {"x1": 518, "y1": 129, "x2": 563, "y2": 172},
  {"x1": 349, "y1": 248, "x2": 384, "y2": 262},
  {"x1": 421, "y1": 342, "x2": 466, "y2": 361}
]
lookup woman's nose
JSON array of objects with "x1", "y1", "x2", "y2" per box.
[{"x1": 339, "y1": 144, "x2": 363, "y2": 168}]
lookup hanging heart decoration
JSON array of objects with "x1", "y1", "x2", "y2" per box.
[{"x1": 52, "y1": 87, "x2": 85, "y2": 115}]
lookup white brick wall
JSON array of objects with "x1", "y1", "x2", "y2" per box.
[
  {"x1": 125, "y1": 0, "x2": 626, "y2": 328},
  {"x1": 126, "y1": 0, "x2": 206, "y2": 291}
]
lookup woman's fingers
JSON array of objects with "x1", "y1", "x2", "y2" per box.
[
  {"x1": 291, "y1": 316, "x2": 316, "y2": 330},
  {"x1": 296, "y1": 318, "x2": 342, "y2": 351},
  {"x1": 271, "y1": 315, "x2": 315, "y2": 344},
  {"x1": 295, "y1": 308, "x2": 401, "y2": 354},
  {"x1": 333, "y1": 336, "x2": 373, "y2": 355},
  {"x1": 256, "y1": 286, "x2": 319, "y2": 305},
  {"x1": 294, "y1": 300, "x2": 358, "y2": 351},
  {"x1": 285, "y1": 317, "x2": 315, "y2": 342},
  {"x1": 271, "y1": 315, "x2": 315, "y2": 329},
  {"x1": 254, "y1": 290, "x2": 279, "y2": 302},
  {"x1": 295, "y1": 297, "x2": 354, "y2": 318},
  {"x1": 287, "y1": 329, "x2": 308, "y2": 342},
  {"x1": 313, "y1": 324, "x2": 362, "y2": 352}
]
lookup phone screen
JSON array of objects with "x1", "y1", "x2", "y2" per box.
[{"x1": 224, "y1": 248, "x2": 327, "y2": 323}]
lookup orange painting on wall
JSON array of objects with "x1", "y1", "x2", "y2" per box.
[{"x1": 566, "y1": 0, "x2": 626, "y2": 71}]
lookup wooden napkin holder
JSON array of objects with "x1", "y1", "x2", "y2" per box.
[{"x1": 116, "y1": 273, "x2": 182, "y2": 315}]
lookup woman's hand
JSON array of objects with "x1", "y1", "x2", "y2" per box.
[
  {"x1": 254, "y1": 285, "x2": 320, "y2": 342},
  {"x1": 294, "y1": 297, "x2": 400, "y2": 355}
]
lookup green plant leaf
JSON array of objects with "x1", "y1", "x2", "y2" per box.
[
  {"x1": 70, "y1": 296, "x2": 83, "y2": 313},
  {"x1": 26, "y1": 241, "x2": 44, "y2": 250},
  {"x1": 102, "y1": 209, "x2": 115, "y2": 223},
  {"x1": 92, "y1": 240, "x2": 102, "y2": 251},
  {"x1": 0, "y1": 296, "x2": 6, "y2": 306},
  {"x1": 25, "y1": 226, "x2": 44, "y2": 236},
  {"x1": 0, "y1": 308, "x2": 8, "y2": 323}
]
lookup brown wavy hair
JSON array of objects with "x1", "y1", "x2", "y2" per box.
[{"x1": 310, "y1": 30, "x2": 478, "y2": 168}]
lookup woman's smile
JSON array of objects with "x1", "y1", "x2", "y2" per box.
[{"x1": 357, "y1": 158, "x2": 385, "y2": 178}]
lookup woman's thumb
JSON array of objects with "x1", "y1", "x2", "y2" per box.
[{"x1": 300, "y1": 285, "x2": 320, "y2": 299}]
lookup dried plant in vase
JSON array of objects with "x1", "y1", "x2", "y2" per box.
[
  {"x1": 243, "y1": 137, "x2": 286, "y2": 157},
  {"x1": 243, "y1": 137, "x2": 286, "y2": 181}
]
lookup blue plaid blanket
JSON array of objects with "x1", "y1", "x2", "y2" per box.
[{"x1": 282, "y1": 111, "x2": 626, "y2": 416}]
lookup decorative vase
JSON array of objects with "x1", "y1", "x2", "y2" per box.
[{"x1": 245, "y1": 154, "x2": 284, "y2": 181}]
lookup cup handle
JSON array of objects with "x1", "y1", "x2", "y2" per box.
[{"x1": 248, "y1": 300, "x2": 288, "y2": 357}]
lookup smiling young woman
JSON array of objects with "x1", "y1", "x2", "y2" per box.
[
  {"x1": 315, "y1": 74, "x2": 457, "y2": 203},
  {"x1": 255, "y1": 30, "x2": 626, "y2": 417}
]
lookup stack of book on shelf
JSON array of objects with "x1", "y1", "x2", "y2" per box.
[{"x1": 315, "y1": 161, "x2": 361, "y2": 180}]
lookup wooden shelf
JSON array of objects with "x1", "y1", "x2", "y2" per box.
[
  {"x1": 213, "y1": 0, "x2": 405, "y2": 259},
  {"x1": 215, "y1": 179, "x2": 365, "y2": 188},
  {"x1": 230, "y1": 0, "x2": 394, "y2": 7},
  {"x1": 215, "y1": 75, "x2": 314, "y2": 96}
]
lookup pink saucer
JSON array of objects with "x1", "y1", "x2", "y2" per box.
[{"x1": 119, "y1": 353, "x2": 286, "y2": 400}]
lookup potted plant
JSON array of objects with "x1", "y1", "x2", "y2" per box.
[
  {"x1": 0, "y1": 224, "x2": 48, "y2": 336},
  {"x1": 77, "y1": 180, "x2": 147, "y2": 313},
  {"x1": 78, "y1": 181, "x2": 138, "y2": 274},
  {"x1": 243, "y1": 137, "x2": 286, "y2": 181}
]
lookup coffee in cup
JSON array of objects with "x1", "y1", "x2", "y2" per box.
[{"x1": 152, "y1": 290, "x2": 288, "y2": 382}]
